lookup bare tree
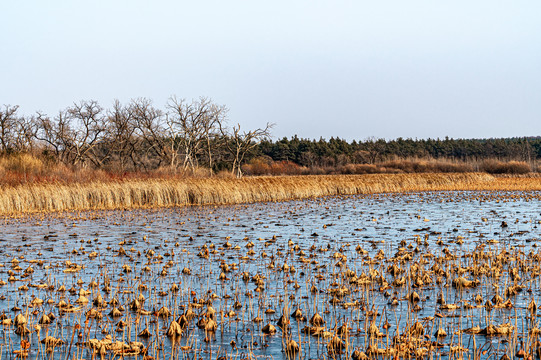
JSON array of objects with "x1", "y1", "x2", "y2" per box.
[
  {"x1": 0, "y1": 105, "x2": 20, "y2": 153},
  {"x1": 13, "y1": 115, "x2": 38, "y2": 153},
  {"x1": 165, "y1": 96, "x2": 198, "y2": 170},
  {"x1": 34, "y1": 111, "x2": 70, "y2": 162},
  {"x1": 220, "y1": 122, "x2": 274, "y2": 178},
  {"x1": 33, "y1": 101, "x2": 107, "y2": 167},
  {"x1": 130, "y1": 98, "x2": 168, "y2": 169},
  {"x1": 0, "y1": 105, "x2": 37, "y2": 153},
  {"x1": 166, "y1": 96, "x2": 227, "y2": 173},
  {"x1": 105, "y1": 100, "x2": 141, "y2": 171},
  {"x1": 202, "y1": 102, "x2": 227, "y2": 174},
  {"x1": 64, "y1": 100, "x2": 107, "y2": 167}
]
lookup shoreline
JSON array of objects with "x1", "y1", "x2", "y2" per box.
[{"x1": 1, "y1": 173, "x2": 541, "y2": 215}]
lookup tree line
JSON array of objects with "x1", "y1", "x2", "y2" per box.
[
  {"x1": 255, "y1": 136, "x2": 539, "y2": 168},
  {"x1": 1, "y1": 98, "x2": 540, "y2": 177},
  {"x1": 0, "y1": 99, "x2": 272, "y2": 177}
]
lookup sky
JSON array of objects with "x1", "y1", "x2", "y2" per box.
[{"x1": 1, "y1": 1, "x2": 540, "y2": 141}]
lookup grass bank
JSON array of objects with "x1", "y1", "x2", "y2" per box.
[{"x1": 1, "y1": 173, "x2": 541, "y2": 215}]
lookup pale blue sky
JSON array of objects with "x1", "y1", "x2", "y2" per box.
[{"x1": 2, "y1": 1, "x2": 540, "y2": 141}]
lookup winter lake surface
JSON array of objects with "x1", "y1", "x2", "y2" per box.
[{"x1": 1, "y1": 191, "x2": 541, "y2": 360}]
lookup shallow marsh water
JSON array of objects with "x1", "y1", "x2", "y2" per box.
[{"x1": 1, "y1": 191, "x2": 541, "y2": 360}]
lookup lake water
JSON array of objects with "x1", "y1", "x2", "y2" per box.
[{"x1": 1, "y1": 191, "x2": 540, "y2": 359}]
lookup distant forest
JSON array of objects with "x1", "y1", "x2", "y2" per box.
[
  {"x1": 245, "y1": 136, "x2": 539, "y2": 175},
  {"x1": 256, "y1": 136, "x2": 539, "y2": 166},
  {"x1": 0, "y1": 99, "x2": 539, "y2": 182}
]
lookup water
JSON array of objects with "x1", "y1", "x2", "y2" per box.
[{"x1": 1, "y1": 191, "x2": 540, "y2": 359}]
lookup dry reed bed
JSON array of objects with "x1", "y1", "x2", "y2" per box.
[{"x1": 1, "y1": 173, "x2": 541, "y2": 215}]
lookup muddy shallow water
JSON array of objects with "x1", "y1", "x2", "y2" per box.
[{"x1": 1, "y1": 191, "x2": 541, "y2": 360}]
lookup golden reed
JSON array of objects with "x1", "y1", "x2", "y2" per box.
[{"x1": 1, "y1": 173, "x2": 540, "y2": 215}]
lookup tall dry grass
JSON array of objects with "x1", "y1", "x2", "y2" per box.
[
  {"x1": 243, "y1": 157, "x2": 538, "y2": 176},
  {"x1": 0, "y1": 153, "x2": 216, "y2": 186},
  {"x1": 3, "y1": 172, "x2": 541, "y2": 215},
  {"x1": 4, "y1": 172, "x2": 540, "y2": 215},
  {"x1": 478, "y1": 159, "x2": 532, "y2": 174}
]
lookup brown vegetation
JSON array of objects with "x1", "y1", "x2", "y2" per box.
[
  {"x1": 242, "y1": 157, "x2": 536, "y2": 176},
  {"x1": 1, "y1": 99, "x2": 275, "y2": 178},
  {"x1": 4, "y1": 100, "x2": 541, "y2": 179},
  {"x1": 479, "y1": 159, "x2": 532, "y2": 174},
  {"x1": 1, "y1": 153, "x2": 540, "y2": 215},
  {"x1": 3, "y1": 172, "x2": 541, "y2": 215},
  {"x1": 2, "y1": 191, "x2": 541, "y2": 359}
]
